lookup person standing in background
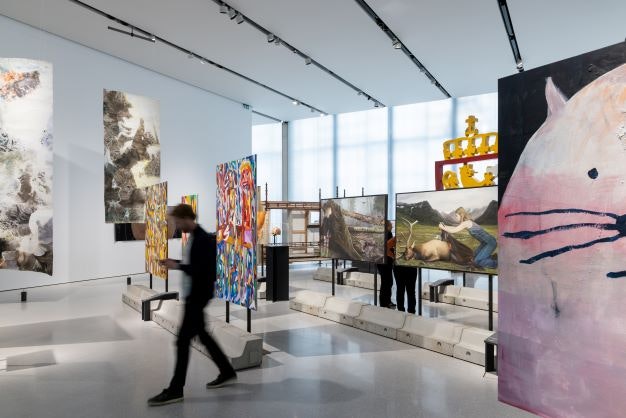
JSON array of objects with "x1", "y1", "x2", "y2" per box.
[
  {"x1": 377, "y1": 220, "x2": 396, "y2": 309},
  {"x1": 393, "y1": 264, "x2": 417, "y2": 314}
]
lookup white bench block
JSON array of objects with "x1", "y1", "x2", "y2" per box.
[
  {"x1": 455, "y1": 287, "x2": 498, "y2": 312},
  {"x1": 354, "y1": 305, "x2": 407, "y2": 339},
  {"x1": 398, "y1": 316, "x2": 464, "y2": 356},
  {"x1": 313, "y1": 267, "x2": 332, "y2": 282},
  {"x1": 152, "y1": 301, "x2": 263, "y2": 370},
  {"x1": 421, "y1": 282, "x2": 430, "y2": 300},
  {"x1": 453, "y1": 327, "x2": 493, "y2": 366},
  {"x1": 122, "y1": 285, "x2": 158, "y2": 313},
  {"x1": 289, "y1": 290, "x2": 330, "y2": 316},
  {"x1": 441, "y1": 285, "x2": 462, "y2": 305},
  {"x1": 258, "y1": 282, "x2": 267, "y2": 299},
  {"x1": 345, "y1": 272, "x2": 375, "y2": 290},
  {"x1": 319, "y1": 297, "x2": 366, "y2": 327}
]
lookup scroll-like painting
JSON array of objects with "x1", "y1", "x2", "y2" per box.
[
  {"x1": 0, "y1": 58, "x2": 53, "y2": 275},
  {"x1": 104, "y1": 89, "x2": 160, "y2": 223},
  {"x1": 181, "y1": 194, "x2": 198, "y2": 250},
  {"x1": 216, "y1": 155, "x2": 257, "y2": 310},
  {"x1": 498, "y1": 42, "x2": 626, "y2": 418},
  {"x1": 145, "y1": 182, "x2": 168, "y2": 279}
]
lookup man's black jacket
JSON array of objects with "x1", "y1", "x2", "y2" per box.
[{"x1": 178, "y1": 225, "x2": 216, "y2": 303}]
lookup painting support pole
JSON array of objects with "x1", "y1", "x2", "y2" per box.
[
  {"x1": 418, "y1": 268, "x2": 423, "y2": 316},
  {"x1": 261, "y1": 245, "x2": 265, "y2": 277},
  {"x1": 20, "y1": 290, "x2": 27, "y2": 303},
  {"x1": 225, "y1": 301, "x2": 230, "y2": 323},
  {"x1": 149, "y1": 273, "x2": 153, "y2": 289},
  {"x1": 165, "y1": 278, "x2": 169, "y2": 293},
  {"x1": 488, "y1": 274, "x2": 494, "y2": 331},
  {"x1": 126, "y1": 276, "x2": 131, "y2": 285},
  {"x1": 247, "y1": 308, "x2": 252, "y2": 333},
  {"x1": 462, "y1": 272, "x2": 466, "y2": 287},
  {"x1": 331, "y1": 259, "x2": 336, "y2": 296},
  {"x1": 373, "y1": 268, "x2": 378, "y2": 306}
]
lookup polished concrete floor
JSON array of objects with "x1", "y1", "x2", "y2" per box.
[{"x1": 0, "y1": 267, "x2": 529, "y2": 418}]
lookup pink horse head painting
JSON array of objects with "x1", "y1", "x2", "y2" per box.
[{"x1": 499, "y1": 63, "x2": 626, "y2": 417}]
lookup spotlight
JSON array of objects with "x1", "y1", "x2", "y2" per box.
[
  {"x1": 267, "y1": 33, "x2": 275, "y2": 43},
  {"x1": 187, "y1": 52, "x2": 194, "y2": 59},
  {"x1": 320, "y1": 112, "x2": 326, "y2": 117},
  {"x1": 274, "y1": 37, "x2": 281, "y2": 46},
  {"x1": 392, "y1": 38, "x2": 401, "y2": 49},
  {"x1": 200, "y1": 58, "x2": 207, "y2": 64},
  {"x1": 304, "y1": 57, "x2": 312, "y2": 65},
  {"x1": 374, "y1": 102, "x2": 380, "y2": 108},
  {"x1": 219, "y1": 4, "x2": 228, "y2": 13},
  {"x1": 310, "y1": 108, "x2": 315, "y2": 113},
  {"x1": 515, "y1": 58, "x2": 523, "y2": 70},
  {"x1": 235, "y1": 14, "x2": 244, "y2": 24},
  {"x1": 292, "y1": 100, "x2": 299, "y2": 106},
  {"x1": 228, "y1": 8, "x2": 237, "y2": 19},
  {"x1": 357, "y1": 91, "x2": 363, "y2": 96}
]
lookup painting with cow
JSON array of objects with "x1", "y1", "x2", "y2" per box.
[{"x1": 395, "y1": 186, "x2": 498, "y2": 274}]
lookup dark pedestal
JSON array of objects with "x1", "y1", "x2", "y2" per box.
[{"x1": 266, "y1": 245, "x2": 289, "y2": 302}]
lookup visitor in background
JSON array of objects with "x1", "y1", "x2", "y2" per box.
[
  {"x1": 393, "y1": 265, "x2": 417, "y2": 314},
  {"x1": 148, "y1": 204, "x2": 236, "y2": 407},
  {"x1": 377, "y1": 220, "x2": 396, "y2": 309}
]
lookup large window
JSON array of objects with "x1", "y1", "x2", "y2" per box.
[{"x1": 252, "y1": 123, "x2": 282, "y2": 201}]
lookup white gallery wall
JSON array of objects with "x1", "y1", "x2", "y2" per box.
[{"x1": 0, "y1": 15, "x2": 252, "y2": 291}]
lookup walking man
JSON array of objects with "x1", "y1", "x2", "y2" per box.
[{"x1": 148, "y1": 204, "x2": 236, "y2": 406}]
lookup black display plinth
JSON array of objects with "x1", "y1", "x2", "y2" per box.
[{"x1": 266, "y1": 244, "x2": 289, "y2": 302}]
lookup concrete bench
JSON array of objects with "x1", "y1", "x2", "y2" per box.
[
  {"x1": 354, "y1": 305, "x2": 407, "y2": 339},
  {"x1": 421, "y1": 282, "x2": 431, "y2": 300},
  {"x1": 455, "y1": 287, "x2": 498, "y2": 312},
  {"x1": 397, "y1": 316, "x2": 464, "y2": 356},
  {"x1": 345, "y1": 271, "x2": 375, "y2": 290},
  {"x1": 313, "y1": 267, "x2": 332, "y2": 282},
  {"x1": 289, "y1": 290, "x2": 330, "y2": 316},
  {"x1": 152, "y1": 300, "x2": 263, "y2": 370},
  {"x1": 453, "y1": 327, "x2": 493, "y2": 366},
  {"x1": 319, "y1": 297, "x2": 367, "y2": 327},
  {"x1": 122, "y1": 285, "x2": 158, "y2": 314},
  {"x1": 258, "y1": 282, "x2": 267, "y2": 299},
  {"x1": 336, "y1": 267, "x2": 358, "y2": 285},
  {"x1": 441, "y1": 285, "x2": 462, "y2": 305},
  {"x1": 428, "y1": 278, "x2": 455, "y2": 302}
]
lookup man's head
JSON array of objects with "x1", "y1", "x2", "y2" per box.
[{"x1": 170, "y1": 204, "x2": 196, "y2": 233}]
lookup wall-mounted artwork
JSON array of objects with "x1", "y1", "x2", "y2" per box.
[
  {"x1": 145, "y1": 182, "x2": 168, "y2": 279},
  {"x1": 498, "y1": 42, "x2": 626, "y2": 418},
  {"x1": 104, "y1": 89, "x2": 160, "y2": 223},
  {"x1": 180, "y1": 194, "x2": 198, "y2": 250},
  {"x1": 320, "y1": 195, "x2": 387, "y2": 263},
  {"x1": 216, "y1": 155, "x2": 257, "y2": 310},
  {"x1": 0, "y1": 58, "x2": 53, "y2": 275},
  {"x1": 395, "y1": 187, "x2": 498, "y2": 275},
  {"x1": 114, "y1": 207, "x2": 181, "y2": 242}
]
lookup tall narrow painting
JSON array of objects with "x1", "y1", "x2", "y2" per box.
[
  {"x1": 0, "y1": 58, "x2": 53, "y2": 275},
  {"x1": 181, "y1": 194, "x2": 198, "y2": 250},
  {"x1": 216, "y1": 155, "x2": 257, "y2": 310},
  {"x1": 104, "y1": 89, "x2": 160, "y2": 223},
  {"x1": 498, "y1": 42, "x2": 626, "y2": 418},
  {"x1": 145, "y1": 182, "x2": 168, "y2": 279}
]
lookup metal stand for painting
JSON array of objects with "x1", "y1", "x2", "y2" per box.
[
  {"x1": 331, "y1": 259, "x2": 336, "y2": 296},
  {"x1": 149, "y1": 273, "x2": 153, "y2": 289},
  {"x1": 488, "y1": 274, "x2": 494, "y2": 331},
  {"x1": 418, "y1": 268, "x2": 423, "y2": 316},
  {"x1": 373, "y1": 267, "x2": 378, "y2": 306},
  {"x1": 225, "y1": 301, "x2": 230, "y2": 323},
  {"x1": 127, "y1": 276, "x2": 132, "y2": 285},
  {"x1": 165, "y1": 278, "x2": 169, "y2": 293},
  {"x1": 462, "y1": 272, "x2": 466, "y2": 287},
  {"x1": 247, "y1": 308, "x2": 252, "y2": 333},
  {"x1": 20, "y1": 290, "x2": 27, "y2": 302}
]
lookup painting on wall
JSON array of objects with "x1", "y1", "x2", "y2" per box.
[
  {"x1": 395, "y1": 187, "x2": 498, "y2": 275},
  {"x1": 104, "y1": 89, "x2": 160, "y2": 223},
  {"x1": 114, "y1": 207, "x2": 181, "y2": 242},
  {"x1": 145, "y1": 182, "x2": 168, "y2": 279},
  {"x1": 320, "y1": 195, "x2": 387, "y2": 263},
  {"x1": 180, "y1": 194, "x2": 198, "y2": 250},
  {"x1": 498, "y1": 42, "x2": 626, "y2": 417},
  {"x1": 0, "y1": 58, "x2": 53, "y2": 275},
  {"x1": 216, "y1": 155, "x2": 257, "y2": 310}
]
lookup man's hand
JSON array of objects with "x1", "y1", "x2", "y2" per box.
[{"x1": 159, "y1": 258, "x2": 179, "y2": 270}]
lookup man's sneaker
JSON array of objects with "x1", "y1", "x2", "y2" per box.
[
  {"x1": 206, "y1": 371, "x2": 237, "y2": 389},
  {"x1": 147, "y1": 389, "x2": 183, "y2": 406}
]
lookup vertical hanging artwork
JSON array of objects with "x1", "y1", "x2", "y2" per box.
[
  {"x1": 145, "y1": 182, "x2": 168, "y2": 279},
  {"x1": 180, "y1": 194, "x2": 198, "y2": 250},
  {"x1": 498, "y1": 42, "x2": 626, "y2": 417},
  {"x1": 104, "y1": 89, "x2": 160, "y2": 223},
  {"x1": 0, "y1": 58, "x2": 53, "y2": 275},
  {"x1": 216, "y1": 155, "x2": 257, "y2": 310}
]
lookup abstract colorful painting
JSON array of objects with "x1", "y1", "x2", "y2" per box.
[
  {"x1": 145, "y1": 182, "x2": 168, "y2": 279},
  {"x1": 216, "y1": 155, "x2": 257, "y2": 310},
  {"x1": 0, "y1": 58, "x2": 53, "y2": 275},
  {"x1": 115, "y1": 208, "x2": 181, "y2": 242},
  {"x1": 498, "y1": 42, "x2": 626, "y2": 417},
  {"x1": 320, "y1": 195, "x2": 387, "y2": 263},
  {"x1": 181, "y1": 194, "x2": 198, "y2": 250},
  {"x1": 395, "y1": 187, "x2": 498, "y2": 275},
  {"x1": 104, "y1": 89, "x2": 160, "y2": 223}
]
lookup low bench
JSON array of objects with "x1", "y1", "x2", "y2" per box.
[
  {"x1": 345, "y1": 271, "x2": 375, "y2": 290},
  {"x1": 289, "y1": 290, "x2": 330, "y2": 316},
  {"x1": 354, "y1": 305, "x2": 407, "y2": 339},
  {"x1": 319, "y1": 297, "x2": 367, "y2": 327},
  {"x1": 336, "y1": 267, "x2": 358, "y2": 285},
  {"x1": 455, "y1": 287, "x2": 498, "y2": 312},
  {"x1": 397, "y1": 316, "x2": 464, "y2": 356},
  {"x1": 312, "y1": 267, "x2": 332, "y2": 282},
  {"x1": 452, "y1": 327, "x2": 493, "y2": 366}
]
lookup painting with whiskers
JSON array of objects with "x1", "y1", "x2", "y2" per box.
[{"x1": 498, "y1": 42, "x2": 626, "y2": 418}]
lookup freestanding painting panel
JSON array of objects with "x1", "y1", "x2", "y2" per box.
[
  {"x1": 216, "y1": 155, "x2": 257, "y2": 310},
  {"x1": 104, "y1": 89, "x2": 160, "y2": 223},
  {"x1": 181, "y1": 194, "x2": 198, "y2": 250},
  {"x1": 320, "y1": 195, "x2": 387, "y2": 263},
  {"x1": 115, "y1": 208, "x2": 181, "y2": 242},
  {"x1": 395, "y1": 187, "x2": 498, "y2": 275},
  {"x1": 145, "y1": 182, "x2": 168, "y2": 279},
  {"x1": 498, "y1": 42, "x2": 626, "y2": 418},
  {"x1": 0, "y1": 58, "x2": 53, "y2": 275}
]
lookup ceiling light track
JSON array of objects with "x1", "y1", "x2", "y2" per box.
[
  {"x1": 352, "y1": 0, "x2": 451, "y2": 98},
  {"x1": 212, "y1": 0, "x2": 385, "y2": 108},
  {"x1": 497, "y1": 0, "x2": 524, "y2": 72},
  {"x1": 107, "y1": 26, "x2": 155, "y2": 43},
  {"x1": 252, "y1": 110, "x2": 283, "y2": 123},
  {"x1": 67, "y1": 0, "x2": 326, "y2": 115}
]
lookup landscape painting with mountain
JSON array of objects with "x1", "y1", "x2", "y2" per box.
[{"x1": 395, "y1": 186, "x2": 498, "y2": 274}]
